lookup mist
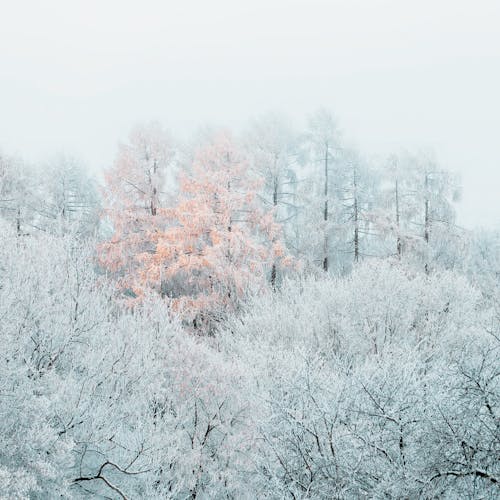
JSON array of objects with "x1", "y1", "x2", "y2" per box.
[
  {"x1": 2, "y1": 3, "x2": 500, "y2": 498},
  {"x1": 1, "y1": 0, "x2": 499, "y2": 228}
]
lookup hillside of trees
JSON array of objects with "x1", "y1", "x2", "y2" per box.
[{"x1": 1, "y1": 111, "x2": 499, "y2": 499}]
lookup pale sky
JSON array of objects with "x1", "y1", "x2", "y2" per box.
[{"x1": 1, "y1": 0, "x2": 499, "y2": 228}]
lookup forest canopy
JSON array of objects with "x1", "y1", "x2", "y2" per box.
[{"x1": 0, "y1": 112, "x2": 498, "y2": 499}]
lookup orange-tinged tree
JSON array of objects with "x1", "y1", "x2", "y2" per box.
[
  {"x1": 99, "y1": 122, "x2": 175, "y2": 292},
  {"x1": 140, "y1": 132, "x2": 290, "y2": 329}
]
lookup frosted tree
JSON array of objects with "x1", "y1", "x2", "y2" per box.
[
  {"x1": 99, "y1": 121, "x2": 176, "y2": 292},
  {"x1": 297, "y1": 132, "x2": 377, "y2": 274},
  {"x1": 245, "y1": 113, "x2": 300, "y2": 286},
  {"x1": 2, "y1": 109, "x2": 498, "y2": 500},
  {"x1": 332, "y1": 148, "x2": 379, "y2": 266},
  {"x1": 0, "y1": 152, "x2": 36, "y2": 235},
  {"x1": 378, "y1": 152, "x2": 420, "y2": 258},
  {"x1": 0, "y1": 227, "x2": 255, "y2": 498},
  {"x1": 141, "y1": 132, "x2": 288, "y2": 330},
  {"x1": 382, "y1": 151, "x2": 461, "y2": 272},
  {"x1": 420, "y1": 155, "x2": 462, "y2": 271},
  {"x1": 34, "y1": 154, "x2": 100, "y2": 236},
  {"x1": 222, "y1": 260, "x2": 498, "y2": 498},
  {"x1": 305, "y1": 109, "x2": 340, "y2": 272}
]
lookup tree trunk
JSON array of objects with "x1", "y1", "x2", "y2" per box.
[
  {"x1": 323, "y1": 143, "x2": 329, "y2": 272},
  {"x1": 353, "y1": 165, "x2": 359, "y2": 262},
  {"x1": 16, "y1": 207, "x2": 21, "y2": 236},
  {"x1": 424, "y1": 173, "x2": 430, "y2": 274},
  {"x1": 395, "y1": 178, "x2": 402, "y2": 257},
  {"x1": 271, "y1": 175, "x2": 278, "y2": 289},
  {"x1": 150, "y1": 160, "x2": 158, "y2": 216}
]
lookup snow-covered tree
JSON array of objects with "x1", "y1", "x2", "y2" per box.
[
  {"x1": 0, "y1": 152, "x2": 37, "y2": 235},
  {"x1": 99, "y1": 121, "x2": 176, "y2": 291},
  {"x1": 0, "y1": 227, "x2": 255, "y2": 498},
  {"x1": 141, "y1": 132, "x2": 290, "y2": 330},
  {"x1": 1, "y1": 109, "x2": 497, "y2": 500},
  {"x1": 305, "y1": 108, "x2": 340, "y2": 272},
  {"x1": 245, "y1": 113, "x2": 300, "y2": 286},
  {"x1": 36, "y1": 155, "x2": 100, "y2": 237}
]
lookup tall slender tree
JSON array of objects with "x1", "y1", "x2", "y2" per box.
[
  {"x1": 99, "y1": 122, "x2": 175, "y2": 291},
  {"x1": 306, "y1": 109, "x2": 339, "y2": 272},
  {"x1": 245, "y1": 113, "x2": 299, "y2": 287},
  {"x1": 0, "y1": 153, "x2": 36, "y2": 236}
]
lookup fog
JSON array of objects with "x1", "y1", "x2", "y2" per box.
[
  {"x1": 1, "y1": 4, "x2": 500, "y2": 497},
  {"x1": 1, "y1": 0, "x2": 499, "y2": 228}
]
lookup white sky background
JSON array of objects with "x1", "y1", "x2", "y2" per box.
[{"x1": 0, "y1": 0, "x2": 499, "y2": 229}]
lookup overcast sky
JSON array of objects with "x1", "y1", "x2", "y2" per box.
[{"x1": 1, "y1": 0, "x2": 499, "y2": 228}]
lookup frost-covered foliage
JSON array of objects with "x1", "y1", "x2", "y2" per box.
[
  {"x1": 1, "y1": 116, "x2": 498, "y2": 498},
  {"x1": 238, "y1": 343, "x2": 499, "y2": 499},
  {"x1": 0, "y1": 227, "x2": 254, "y2": 498},
  {"x1": 0, "y1": 153, "x2": 99, "y2": 238},
  {"x1": 226, "y1": 260, "x2": 481, "y2": 358},
  {"x1": 221, "y1": 261, "x2": 499, "y2": 498},
  {"x1": 0, "y1": 226, "x2": 498, "y2": 498}
]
